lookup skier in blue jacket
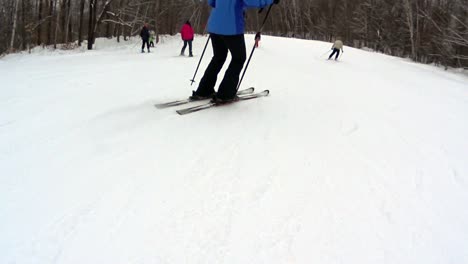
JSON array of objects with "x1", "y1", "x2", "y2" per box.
[{"x1": 190, "y1": 0, "x2": 280, "y2": 103}]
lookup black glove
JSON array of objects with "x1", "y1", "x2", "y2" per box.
[{"x1": 273, "y1": 0, "x2": 280, "y2": 4}]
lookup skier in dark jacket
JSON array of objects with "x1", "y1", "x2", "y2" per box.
[
  {"x1": 190, "y1": 0, "x2": 280, "y2": 103},
  {"x1": 140, "y1": 23, "x2": 150, "y2": 53}
]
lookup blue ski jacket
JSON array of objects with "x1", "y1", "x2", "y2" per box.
[{"x1": 207, "y1": 0, "x2": 274, "y2": 35}]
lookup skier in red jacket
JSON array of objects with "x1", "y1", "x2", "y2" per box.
[{"x1": 180, "y1": 21, "x2": 194, "y2": 57}]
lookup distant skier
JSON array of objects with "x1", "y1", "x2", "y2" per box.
[
  {"x1": 180, "y1": 21, "x2": 194, "y2": 57},
  {"x1": 255, "y1": 32, "x2": 261, "y2": 48},
  {"x1": 328, "y1": 38, "x2": 344, "y2": 60},
  {"x1": 190, "y1": 0, "x2": 280, "y2": 103},
  {"x1": 140, "y1": 23, "x2": 150, "y2": 53},
  {"x1": 149, "y1": 30, "x2": 156, "y2": 47}
]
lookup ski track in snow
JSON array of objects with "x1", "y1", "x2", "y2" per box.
[{"x1": 1, "y1": 35, "x2": 468, "y2": 263}]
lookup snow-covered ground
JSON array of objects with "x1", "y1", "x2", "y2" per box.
[{"x1": 1, "y1": 35, "x2": 468, "y2": 264}]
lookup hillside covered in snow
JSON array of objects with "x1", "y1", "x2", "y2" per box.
[{"x1": 1, "y1": 35, "x2": 468, "y2": 263}]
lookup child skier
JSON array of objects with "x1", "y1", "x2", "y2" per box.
[
  {"x1": 149, "y1": 30, "x2": 155, "y2": 47},
  {"x1": 180, "y1": 21, "x2": 194, "y2": 57}
]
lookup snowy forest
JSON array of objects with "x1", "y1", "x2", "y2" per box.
[{"x1": 1, "y1": 0, "x2": 467, "y2": 68}]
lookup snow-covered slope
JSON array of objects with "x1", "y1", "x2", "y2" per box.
[{"x1": 1, "y1": 35, "x2": 467, "y2": 264}]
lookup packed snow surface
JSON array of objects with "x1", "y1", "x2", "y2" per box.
[{"x1": 1, "y1": 35, "x2": 468, "y2": 263}]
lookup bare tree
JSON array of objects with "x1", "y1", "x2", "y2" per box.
[
  {"x1": 402, "y1": 0, "x2": 416, "y2": 59},
  {"x1": 0, "y1": 0, "x2": 466, "y2": 67},
  {"x1": 53, "y1": 0, "x2": 60, "y2": 49},
  {"x1": 37, "y1": 0, "x2": 43, "y2": 45},
  {"x1": 87, "y1": 0, "x2": 95, "y2": 49},
  {"x1": 63, "y1": 0, "x2": 71, "y2": 43},
  {"x1": 10, "y1": 0, "x2": 21, "y2": 51},
  {"x1": 78, "y1": 0, "x2": 85, "y2": 46},
  {"x1": 87, "y1": 0, "x2": 115, "y2": 49}
]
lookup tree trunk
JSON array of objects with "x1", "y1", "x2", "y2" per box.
[
  {"x1": 87, "y1": 0, "x2": 95, "y2": 50},
  {"x1": 78, "y1": 0, "x2": 85, "y2": 46},
  {"x1": 62, "y1": 0, "x2": 68, "y2": 43},
  {"x1": 10, "y1": 0, "x2": 21, "y2": 51},
  {"x1": 37, "y1": 0, "x2": 43, "y2": 45},
  {"x1": 116, "y1": 24, "x2": 121, "y2": 42},
  {"x1": 403, "y1": 0, "x2": 416, "y2": 60},
  {"x1": 64, "y1": 0, "x2": 72, "y2": 43},
  {"x1": 47, "y1": 0, "x2": 54, "y2": 45},
  {"x1": 53, "y1": 0, "x2": 60, "y2": 49},
  {"x1": 21, "y1": 0, "x2": 26, "y2": 50}
]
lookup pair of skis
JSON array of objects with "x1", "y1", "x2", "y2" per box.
[{"x1": 155, "y1": 87, "x2": 269, "y2": 115}]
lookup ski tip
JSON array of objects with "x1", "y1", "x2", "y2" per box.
[
  {"x1": 155, "y1": 103, "x2": 175, "y2": 109},
  {"x1": 176, "y1": 108, "x2": 190, "y2": 115}
]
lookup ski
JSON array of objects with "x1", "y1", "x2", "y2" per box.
[
  {"x1": 155, "y1": 87, "x2": 254, "y2": 109},
  {"x1": 176, "y1": 90, "x2": 269, "y2": 115}
]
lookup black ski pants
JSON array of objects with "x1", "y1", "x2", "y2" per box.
[
  {"x1": 181, "y1": 40, "x2": 193, "y2": 55},
  {"x1": 142, "y1": 39, "x2": 150, "y2": 51},
  {"x1": 329, "y1": 48, "x2": 340, "y2": 60},
  {"x1": 195, "y1": 33, "x2": 246, "y2": 100}
]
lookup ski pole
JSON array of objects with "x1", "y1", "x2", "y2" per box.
[
  {"x1": 237, "y1": 4, "x2": 274, "y2": 91},
  {"x1": 321, "y1": 50, "x2": 331, "y2": 58},
  {"x1": 132, "y1": 37, "x2": 140, "y2": 49},
  {"x1": 190, "y1": 35, "x2": 211, "y2": 86}
]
